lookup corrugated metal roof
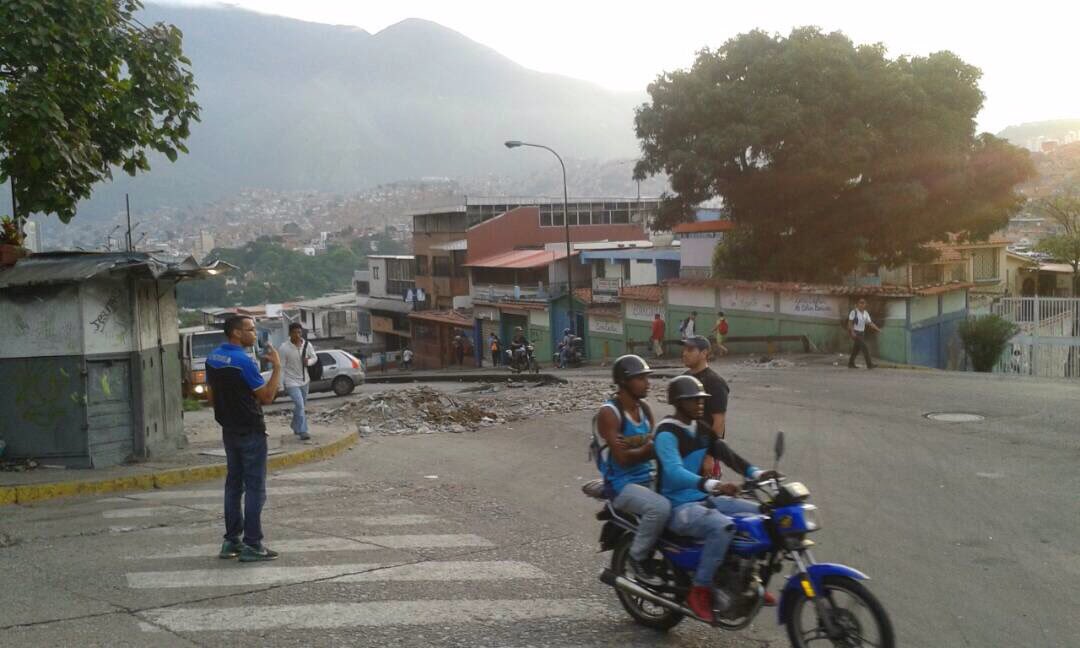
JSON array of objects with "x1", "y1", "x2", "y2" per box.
[
  {"x1": 0, "y1": 251, "x2": 233, "y2": 289},
  {"x1": 357, "y1": 295, "x2": 413, "y2": 314},
  {"x1": 294, "y1": 293, "x2": 357, "y2": 309},
  {"x1": 464, "y1": 248, "x2": 577, "y2": 269},
  {"x1": 673, "y1": 220, "x2": 736, "y2": 234}
]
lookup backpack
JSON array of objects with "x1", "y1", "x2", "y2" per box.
[
  {"x1": 718, "y1": 320, "x2": 729, "y2": 335},
  {"x1": 303, "y1": 341, "x2": 323, "y2": 381},
  {"x1": 589, "y1": 398, "x2": 655, "y2": 488}
]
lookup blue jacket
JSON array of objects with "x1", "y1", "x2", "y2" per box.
[{"x1": 653, "y1": 417, "x2": 760, "y2": 507}]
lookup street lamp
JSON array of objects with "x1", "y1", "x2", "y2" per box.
[{"x1": 504, "y1": 140, "x2": 575, "y2": 334}]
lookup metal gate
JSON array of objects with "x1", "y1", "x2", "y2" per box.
[{"x1": 992, "y1": 298, "x2": 1080, "y2": 378}]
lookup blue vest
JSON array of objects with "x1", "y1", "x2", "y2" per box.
[{"x1": 602, "y1": 400, "x2": 653, "y2": 495}]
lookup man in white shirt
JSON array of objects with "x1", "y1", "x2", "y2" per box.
[
  {"x1": 279, "y1": 323, "x2": 318, "y2": 440},
  {"x1": 681, "y1": 311, "x2": 697, "y2": 339},
  {"x1": 848, "y1": 298, "x2": 881, "y2": 369}
]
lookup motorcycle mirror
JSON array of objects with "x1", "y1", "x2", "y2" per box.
[{"x1": 774, "y1": 431, "x2": 785, "y2": 464}]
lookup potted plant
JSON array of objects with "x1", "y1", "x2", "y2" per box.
[{"x1": 0, "y1": 216, "x2": 28, "y2": 266}]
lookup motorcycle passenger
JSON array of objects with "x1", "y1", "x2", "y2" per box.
[
  {"x1": 594, "y1": 355, "x2": 671, "y2": 581},
  {"x1": 654, "y1": 375, "x2": 775, "y2": 623},
  {"x1": 558, "y1": 328, "x2": 574, "y2": 368}
]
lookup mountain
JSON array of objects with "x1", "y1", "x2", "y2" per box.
[
  {"x1": 997, "y1": 119, "x2": 1080, "y2": 149},
  {"x1": 67, "y1": 5, "x2": 646, "y2": 222}
]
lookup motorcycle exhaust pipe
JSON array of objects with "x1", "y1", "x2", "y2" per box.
[{"x1": 600, "y1": 569, "x2": 698, "y2": 618}]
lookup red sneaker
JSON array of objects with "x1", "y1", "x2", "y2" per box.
[
  {"x1": 763, "y1": 590, "x2": 778, "y2": 607},
  {"x1": 686, "y1": 585, "x2": 714, "y2": 623}
]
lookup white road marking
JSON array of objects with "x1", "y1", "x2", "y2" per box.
[
  {"x1": 271, "y1": 471, "x2": 354, "y2": 480},
  {"x1": 139, "y1": 536, "x2": 377, "y2": 559},
  {"x1": 139, "y1": 598, "x2": 609, "y2": 631},
  {"x1": 283, "y1": 514, "x2": 442, "y2": 526},
  {"x1": 364, "y1": 534, "x2": 492, "y2": 549},
  {"x1": 127, "y1": 560, "x2": 545, "y2": 588},
  {"x1": 103, "y1": 505, "x2": 216, "y2": 519},
  {"x1": 101, "y1": 485, "x2": 342, "y2": 501},
  {"x1": 109, "y1": 514, "x2": 442, "y2": 535}
]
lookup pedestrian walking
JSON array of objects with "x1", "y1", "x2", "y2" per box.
[
  {"x1": 679, "y1": 311, "x2": 697, "y2": 339},
  {"x1": 711, "y1": 311, "x2": 730, "y2": 356},
  {"x1": 650, "y1": 313, "x2": 666, "y2": 358},
  {"x1": 453, "y1": 332, "x2": 466, "y2": 366},
  {"x1": 205, "y1": 316, "x2": 281, "y2": 562},
  {"x1": 401, "y1": 347, "x2": 413, "y2": 370},
  {"x1": 279, "y1": 323, "x2": 317, "y2": 441},
  {"x1": 489, "y1": 333, "x2": 501, "y2": 367},
  {"x1": 848, "y1": 298, "x2": 881, "y2": 369}
]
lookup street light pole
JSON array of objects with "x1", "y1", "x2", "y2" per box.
[{"x1": 504, "y1": 140, "x2": 575, "y2": 334}]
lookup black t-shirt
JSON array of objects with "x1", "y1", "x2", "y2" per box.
[
  {"x1": 688, "y1": 366, "x2": 729, "y2": 421},
  {"x1": 205, "y1": 344, "x2": 266, "y2": 435}
]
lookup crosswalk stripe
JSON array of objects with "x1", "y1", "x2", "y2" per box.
[
  {"x1": 108, "y1": 514, "x2": 443, "y2": 536},
  {"x1": 127, "y1": 560, "x2": 546, "y2": 588},
  {"x1": 139, "y1": 597, "x2": 610, "y2": 631},
  {"x1": 357, "y1": 534, "x2": 493, "y2": 549},
  {"x1": 140, "y1": 536, "x2": 376, "y2": 559},
  {"x1": 103, "y1": 504, "x2": 217, "y2": 518},
  {"x1": 100, "y1": 485, "x2": 341, "y2": 502},
  {"x1": 270, "y1": 471, "x2": 354, "y2": 480},
  {"x1": 280, "y1": 514, "x2": 442, "y2": 526}
]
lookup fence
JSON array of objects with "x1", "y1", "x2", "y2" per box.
[{"x1": 992, "y1": 298, "x2": 1080, "y2": 378}]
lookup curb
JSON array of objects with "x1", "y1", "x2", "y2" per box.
[{"x1": 0, "y1": 432, "x2": 358, "y2": 506}]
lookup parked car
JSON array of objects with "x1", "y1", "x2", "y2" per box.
[{"x1": 262, "y1": 348, "x2": 365, "y2": 399}]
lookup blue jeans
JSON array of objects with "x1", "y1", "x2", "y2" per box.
[
  {"x1": 285, "y1": 384, "x2": 309, "y2": 436},
  {"x1": 612, "y1": 482, "x2": 671, "y2": 561},
  {"x1": 669, "y1": 496, "x2": 761, "y2": 586},
  {"x1": 223, "y1": 432, "x2": 268, "y2": 547}
]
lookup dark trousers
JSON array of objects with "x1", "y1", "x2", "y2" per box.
[
  {"x1": 849, "y1": 332, "x2": 873, "y2": 368},
  {"x1": 223, "y1": 431, "x2": 268, "y2": 547},
  {"x1": 491, "y1": 350, "x2": 499, "y2": 366}
]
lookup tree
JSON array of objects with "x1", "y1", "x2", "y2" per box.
[
  {"x1": 634, "y1": 27, "x2": 1036, "y2": 283},
  {"x1": 0, "y1": 0, "x2": 199, "y2": 226},
  {"x1": 1036, "y1": 234, "x2": 1080, "y2": 294}
]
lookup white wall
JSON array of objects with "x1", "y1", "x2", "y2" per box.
[
  {"x1": 629, "y1": 260, "x2": 658, "y2": 285},
  {"x1": 625, "y1": 300, "x2": 662, "y2": 322},
  {"x1": 779, "y1": 292, "x2": 843, "y2": 319},
  {"x1": 680, "y1": 236, "x2": 718, "y2": 269},
  {"x1": 369, "y1": 258, "x2": 389, "y2": 298},
  {"x1": 0, "y1": 284, "x2": 82, "y2": 359},
  {"x1": 669, "y1": 285, "x2": 716, "y2": 309},
  {"x1": 83, "y1": 278, "x2": 134, "y2": 356}
]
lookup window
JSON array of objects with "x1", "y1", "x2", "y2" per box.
[
  {"x1": 972, "y1": 249, "x2": 999, "y2": 282},
  {"x1": 414, "y1": 255, "x2": 429, "y2": 276},
  {"x1": 433, "y1": 256, "x2": 451, "y2": 277},
  {"x1": 357, "y1": 311, "x2": 371, "y2": 336},
  {"x1": 911, "y1": 263, "x2": 943, "y2": 286},
  {"x1": 316, "y1": 351, "x2": 335, "y2": 367},
  {"x1": 372, "y1": 266, "x2": 379, "y2": 280}
]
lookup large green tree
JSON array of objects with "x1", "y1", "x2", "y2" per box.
[
  {"x1": 634, "y1": 27, "x2": 1035, "y2": 282},
  {"x1": 1033, "y1": 193, "x2": 1080, "y2": 293},
  {"x1": 0, "y1": 0, "x2": 199, "y2": 224}
]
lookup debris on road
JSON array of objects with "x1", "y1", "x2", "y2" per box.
[
  {"x1": 284, "y1": 381, "x2": 617, "y2": 436},
  {"x1": 738, "y1": 356, "x2": 796, "y2": 369}
]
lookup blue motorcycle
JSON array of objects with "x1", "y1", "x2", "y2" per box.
[{"x1": 589, "y1": 432, "x2": 895, "y2": 647}]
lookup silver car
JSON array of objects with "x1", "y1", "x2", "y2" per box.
[{"x1": 264, "y1": 348, "x2": 366, "y2": 398}]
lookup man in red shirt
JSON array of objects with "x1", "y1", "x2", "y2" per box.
[{"x1": 650, "y1": 313, "x2": 666, "y2": 358}]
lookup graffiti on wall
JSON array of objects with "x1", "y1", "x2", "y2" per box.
[
  {"x1": 13, "y1": 365, "x2": 72, "y2": 430},
  {"x1": 626, "y1": 301, "x2": 662, "y2": 321},
  {"x1": 779, "y1": 292, "x2": 842, "y2": 319},
  {"x1": 719, "y1": 288, "x2": 774, "y2": 313},
  {"x1": 589, "y1": 317, "x2": 624, "y2": 335}
]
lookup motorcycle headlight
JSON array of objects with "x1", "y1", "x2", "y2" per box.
[
  {"x1": 802, "y1": 504, "x2": 821, "y2": 532},
  {"x1": 193, "y1": 384, "x2": 205, "y2": 395}
]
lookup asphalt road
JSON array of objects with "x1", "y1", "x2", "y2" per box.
[{"x1": 1, "y1": 362, "x2": 1077, "y2": 647}]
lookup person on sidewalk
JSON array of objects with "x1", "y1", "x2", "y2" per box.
[
  {"x1": 654, "y1": 375, "x2": 776, "y2": 622},
  {"x1": 401, "y1": 347, "x2": 414, "y2": 371},
  {"x1": 711, "y1": 312, "x2": 730, "y2": 356},
  {"x1": 205, "y1": 316, "x2": 281, "y2": 563},
  {"x1": 650, "y1": 313, "x2": 666, "y2": 359},
  {"x1": 453, "y1": 332, "x2": 466, "y2": 366},
  {"x1": 680, "y1": 311, "x2": 697, "y2": 339},
  {"x1": 489, "y1": 333, "x2": 501, "y2": 367},
  {"x1": 593, "y1": 355, "x2": 670, "y2": 581},
  {"x1": 681, "y1": 335, "x2": 730, "y2": 439},
  {"x1": 279, "y1": 323, "x2": 317, "y2": 441},
  {"x1": 848, "y1": 298, "x2": 881, "y2": 369}
]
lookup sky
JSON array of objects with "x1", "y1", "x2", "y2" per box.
[{"x1": 158, "y1": 1, "x2": 1077, "y2": 133}]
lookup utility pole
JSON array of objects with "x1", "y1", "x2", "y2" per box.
[{"x1": 125, "y1": 194, "x2": 132, "y2": 251}]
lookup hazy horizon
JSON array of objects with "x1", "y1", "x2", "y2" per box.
[{"x1": 158, "y1": 0, "x2": 1079, "y2": 134}]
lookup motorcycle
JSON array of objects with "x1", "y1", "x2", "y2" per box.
[
  {"x1": 555, "y1": 335, "x2": 585, "y2": 368},
  {"x1": 587, "y1": 432, "x2": 894, "y2": 647},
  {"x1": 505, "y1": 344, "x2": 540, "y2": 374}
]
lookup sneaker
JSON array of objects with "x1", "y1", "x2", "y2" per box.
[
  {"x1": 686, "y1": 585, "x2": 714, "y2": 623},
  {"x1": 298, "y1": 434, "x2": 311, "y2": 441},
  {"x1": 627, "y1": 556, "x2": 661, "y2": 584},
  {"x1": 763, "y1": 590, "x2": 778, "y2": 607},
  {"x1": 218, "y1": 539, "x2": 243, "y2": 559},
  {"x1": 239, "y1": 544, "x2": 279, "y2": 562}
]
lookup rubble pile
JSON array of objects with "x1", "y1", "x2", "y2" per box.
[
  {"x1": 283, "y1": 381, "x2": 618, "y2": 436},
  {"x1": 738, "y1": 355, "x2": 796, "y2": 369}
]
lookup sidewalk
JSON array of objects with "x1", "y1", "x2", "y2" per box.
[{"x1": 0, "y1": 408, "x2": 357, "y2": 506}]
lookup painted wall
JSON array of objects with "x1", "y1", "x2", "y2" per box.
[
  {"x1": 466, "y1": 206, "x2": 646, "y2": 263},
  {"x1": 0, "y1": 355, "x2": 89, "y2": 465},
  {"x1": 629, "y1": 260, "x2": 658, "y2": 285},
  {"x1": 0, "y1": 284, "x2": 82, "y2": 359},
  {"x1": 680, "y1": 235, "x2": 719, "y2": 270},
  {"x1": 623, "y1": 299, "x2": 663, "y2": 356},
  {"x1": 587, "y1": 314, "x2": 625, "y2": 361}
]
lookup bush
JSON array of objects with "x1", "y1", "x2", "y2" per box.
[
  {"x1": 958, "y1": 315, "x2": 1019, "y2": 372},
  {"x1": 182, "y1": 398, "x2": 204, "y2": 412}
]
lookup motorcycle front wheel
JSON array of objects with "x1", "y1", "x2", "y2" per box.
[
  {"x1": 785, "y1": 575, "x2": 894, "y2": 648},
  {"x1": 611, "y1": 535, "x2": 684, "y2": 631}
]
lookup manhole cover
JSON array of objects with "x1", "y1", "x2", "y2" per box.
[{"x1": 925, "y1": 412, "x2": 985, "y2": 423}]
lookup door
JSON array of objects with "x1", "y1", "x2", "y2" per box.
[{"x1": 87, "y1": 359, "x2": 134, "y2": 467}]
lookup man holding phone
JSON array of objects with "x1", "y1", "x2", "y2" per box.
[{"x1": 206, "y1": 316, "x2": 282, "y2": 562}]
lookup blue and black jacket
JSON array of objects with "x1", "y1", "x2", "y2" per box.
[{"x1": 653, "y1": 417, "x2": 760, "y2": 507}]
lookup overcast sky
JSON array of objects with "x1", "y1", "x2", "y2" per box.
[{"x1": 164, "y1": 1, "x2": 1075, "y2": 133}]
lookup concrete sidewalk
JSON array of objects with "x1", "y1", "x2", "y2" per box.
[{"x1": 0, "y1": 408, "x2": 357, "y2": 506}]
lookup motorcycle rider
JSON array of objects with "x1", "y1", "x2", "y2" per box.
[
  {"x1": 653, "y1": 375, "x2": 777, "y2": 623},
  {"x1": 508, "y1": 326, "x2": 529, "y2": 368},
  {"x1": 594, "y1": 355, "x2": 670, "y2": 580},
  {"x1": 557, "y1": 328, "x2": 574, "y2": 368}
]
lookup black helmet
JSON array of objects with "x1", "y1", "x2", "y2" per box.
[
  {"x1": 612, "y1": 354, "x2": 652, "y2": 386},
  {"x1": 667, "y1": 375, "x2": 709, "y2": 403}
]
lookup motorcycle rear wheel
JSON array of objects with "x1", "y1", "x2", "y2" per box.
[
  {"x1": 785, "y1": 575, "x2": 894, "y2": 648},
  {"x1": 611, "y1": 535, "x2": 685, "y2": 631}
]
